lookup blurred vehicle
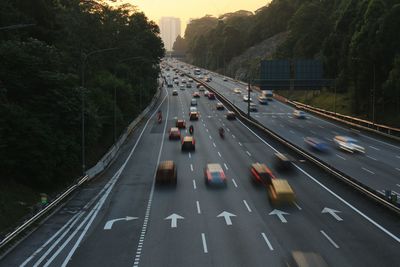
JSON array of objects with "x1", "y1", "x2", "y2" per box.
[
  {"x1": 219, "y1": 127, "x2": 225, "y2": 138},
  {"x1": 243, "y1": 95, "x2": 252, "y2": 102},
  {"x1": 189, "y1": 111, "x2": 199, "y2": 120},
  {"x1": 333, "y1": 136, "x2": 365, "y2": 153},
  {"x1": 286, "y1": 251, "x2": 329, "y2": 267},
  {"x1": 188, "y1": 78, "x2": 193, "y2": 83},
  {"x1": 205, "y1": 163, "x2": 227, "y2": 187},
  {"x1": 190, "y1": 106, "x2": 197, "y2": 113},
  {"x1": 250, "y1": 163, "x2": 276, "y2": 186},
  {"x1": 204, "y1": 90, "x2": 209, "y2": 97},
  {"x1": 176, "y1": 119, "x2": 186, "y2": 129},
  {"x1": 216, "y1": 102, "x2": 224, "y2": 110},
  {"x1": 199, "y1": 85, "x2": 205, "y2": 91},
  {"x1": 246, "y1": 85, "x2": 252, "y2": 92},
  {"x1": 194, "y1": 68, "x2": 201, "y2": 75},
  {"x1": 157, "y1": 110, "x2": 162, "y2": 124},
  {"x1": 192, "y1": 92, "x2": 200, "y2": 98},
  {"x1": 196, "y1": 82, "x2": 202, "y2": 88},
  {"x1": 179, "y1": 84, "x2": 185, "y2": 90},
  {"x1": 258, "y1": 95, "x2": 268, "y2": 105},
  {"x1": 174, "y1": 80, "x2": 179, "y2": 85},
  {"x1": 262, "y1": 90, "x2": 274, "y2": 101},
  {"x1": 208, "y1": 92, "x2": 216, "y2": 99},
  {"x1": 249, "y1": 103, "x2": 258, "y2": 112},
  {"x1": 293, "y1": 109, "x2": 306, "y2": 119},
  {"x1": 223, "y1": 77, "x2": 228, "y2": 81},
  {"x1": 190, "y1": 98, "x2": 197, "y2": 106},
  {"x1": 226, "y1": 111, "x2": 236, "y2": 120},
  {"x1": 181, "y1": 79, "x2": 187, "y2": 83},
  {"x1": 156, "y1": 160, "x2": 177, "y2": 185},
  {"x1": 274, "y1": 153, "x2": 293, "y2": 170},
  {"x1": 172, "y1": 90, "x2": 178, "y2": 96},
  {"x1": 186, "y1": 83, "x2": 192, "y2": 88},
  {"x1": 179, "y1": 73, "x2": 185, "y2": 77},
  {"x1": 181, "y1": 136, "x2": 195, "y2": 151},
  {"x1": 169, "y1": 127, "x2": 181, "y2": 140},
  {"x1": 233, "y1": 88, "x2": 241, "y2": 94},
  {"x1": 189, "y1": 125, "x2": 194, "y2": 135},
  {"x1": 267, "y1": 179, "x2": 295, "y2": 205},
  {"x1": 304, "y1": 137, "x2": 328, "y2": 152}
]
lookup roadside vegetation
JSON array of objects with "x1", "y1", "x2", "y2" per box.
[
  {"x1": 174, "y1": 0, "x2": 400, "y2": 127},
  {"x1": 0, "y1": 0, "x2": 164, "y2": 234}
]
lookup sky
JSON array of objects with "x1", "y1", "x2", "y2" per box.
[{"x1": 120, "y1": 0, "x2": 271, "y2": 35}]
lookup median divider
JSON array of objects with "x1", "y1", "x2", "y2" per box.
[
  {"x1": 188, "y1": 74, "x2": 400, "y2": 215},
  {"x1": 0, "y1": 79, "x2": 163, "y2": 251}
]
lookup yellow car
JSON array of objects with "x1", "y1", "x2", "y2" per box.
[{"x1": 267, "y1": 179, "x2": 295, "y2": 205}]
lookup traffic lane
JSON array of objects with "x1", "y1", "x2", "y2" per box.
[
  {"x1": 0, "y1": 88, "x2": 169, "y2": 267},
  {"x1": 208, "y1": 110, "x2": 400, "y2": 266},
  {"x1": 64, "y1": 91, "x2": 171, "y2": 267}
]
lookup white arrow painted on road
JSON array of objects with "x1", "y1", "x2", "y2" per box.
[
  {"x1": 322, "y1": 207, "x2": 343, "y2": 221},
  {"x1": 217, "y1": 211, "x2": 236, "y2": 226},
  {"x1": 269, "y1": 209, "x2": 289, "y2": 223},
  {"x1": 165, "y1": 213, "x2": 184, "y2": 228},
  {"x1": 104, "y1": 216, "x2": 138, "y2": 230}
]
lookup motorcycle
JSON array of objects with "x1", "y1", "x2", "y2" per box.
[
  {"x1": 219, "y1": 128, "x2": 225, "y2": 138},
  {"x1": 157, "y1": 111, "x2": 162, "y2": 124},
  {"x1": 189, "y1": 125, "x2": 194, "y2": 135}
]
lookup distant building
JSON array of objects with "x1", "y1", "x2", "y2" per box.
[{"x1": 159, "y1": 17, "x2": 181, "y2": 51}]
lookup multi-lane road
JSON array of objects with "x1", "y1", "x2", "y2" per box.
[
  {"x1": 174, "y1": 61, "x2": 400, "y2": 198},
  {"x1": 1, "y1": 67, "x2": 399, "y2": 267}
]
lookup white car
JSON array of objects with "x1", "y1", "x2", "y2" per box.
[
  {"x1": 190, "y1": 106, "x2": 198, "y2": 113},
  {"x1": 333, "y1": 136, "x2": 365, "y2": 153},
  {"x1": 179, "y1": 84, "x2": 185, "y2": 90},
  {"x1": 243, "y1": 95, "x2": 252, "y2": 102},
  {"x1": 293, "y1": 110, "x2": 306, "y2": 119},
  {"x1": 223, "y1": 77, "x2": 228, "y2": 81}
]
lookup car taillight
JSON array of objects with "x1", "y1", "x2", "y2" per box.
[{"x1": 220, "y1": 172, "x2": 226, "y2": 179}]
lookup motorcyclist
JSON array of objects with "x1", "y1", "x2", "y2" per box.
[
  {"x1": 157, "y1": 110, "x2": 162, "y2": 123},
  {"x1": 189, "y1": 125, "x2": 194, "y2": 135},
  {"x1": 219, "y1": 127, "x2": 225, "y2": 137}
]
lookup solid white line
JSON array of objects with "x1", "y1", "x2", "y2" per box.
[
  {"x1": 213, "y1": 142, "x2": 216, "y2": 147},
  {"x1": 367, "y1": 155, "x2": 377, "y2": 161},
  {"x1": 201, "y1": 233, "x2": 208, "y2": 253},
  {"x1": 193, "y1": 180, "x2": 197, "y2": 190},
  {"x1": 369, "y1": 146, "x2": 380, "y2": 151},
  {"x1": 246, "y1": 151, "x2": 251, "y2": 157},
  {"x1": 243, "y1": 200, "x2": 252, "y2": 212},
  {"x1": 224, "y1": 163, "x2": 229, "y2": 170},
  {"x1": 196, "y1": 201, "x2": 201, "y2": 214},
  {"x1": 218, "y1": 151, "x2": 222, "y2": 157},
  {"x1": 24, "y1": 212, "x2": 84, "y2": 267},
  {"x1": 336, "y1": 154, "x2": 346, "y2": 160},
  {"x1": 261, "y1": 233, "x2": 274, "y2": 251},
  {"x1": 320, "y1": 230, "x2": 340, "y2": 248},
  {"x1": 190, "y1": 164, "x2": 194, "y2": 172},
  {"x1": 362, "y1": 167, "x2": 375, "y2": 175},
  {"x1": 232, "y1": 179, "x2": 238, "y2": 188},
  {"x1": 294, "y1": 202, "x2": 302, "y2": 210},
  {"x1": 294, "y1": 164, "x2": 400, "y2": 243}
]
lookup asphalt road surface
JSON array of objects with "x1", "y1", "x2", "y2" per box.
[{"x1": 1, "y1": 69, "x2": 399, "y2": 267}]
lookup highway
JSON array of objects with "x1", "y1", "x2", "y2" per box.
[
  {"x1": 1, "y1": 68, "x2": 399, "y2": 267},
  {"x1": 173, "y1": 61, "x2": 400, "y2": 199}
]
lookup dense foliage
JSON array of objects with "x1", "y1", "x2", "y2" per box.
[
  {"x1": 0, "y1": 0, "x2": 164, "y2": 190},
  {"x1": 177, "y1": 0, "x2": 400, "y2": 126}
]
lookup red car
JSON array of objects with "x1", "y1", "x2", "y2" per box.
[
  {"x1": 176, "y1": 119, "x2": 186, "y2": 129},
  {"x1": 250, "y1": 163, "x2": 276, "y2": 186},
  {"x1": 205, "y1": 164, "x2": 227, "y2": 186},
  {"x1": 192, "y1": 92, "x2": 200, "y2": 98},
  {"x1": 208, "y1": 92, "x2": 215, "y2": 99},
  {"x1": 169, "y1": 127, "x2": 181, "y2": 140}
]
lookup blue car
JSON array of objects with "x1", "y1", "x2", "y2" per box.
[{"x1": 304, "y1": 137, "x2": 328, "y2": 152}]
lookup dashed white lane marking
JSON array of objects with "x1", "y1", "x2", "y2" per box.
[
  {"x1": 331, "y1": 131, "x2": 339, "y2": 135},
  {"x1": 222, "y1": 123, "x2": 225, "y2": 126},
  {"x1": 196, "y1": 201, "x2": 201, "y2": 214},
  {"x1": 396, "y1": 155, "x2": 400, "y2": 159},
  {"x1": 243, "y1": 200, "x2": 252, "y2": 212},
  {"x1": 246, "y1": 151, "x2": 252, "y2": 157},
  {"x1": 319, "y1": 125, "x2": 325, "y2": 129},
  {"x1": 226, "y1": 128, "x2": 230, "y2": 132},
  {"x1": 189, "y1": 152, "x2": 191, "y2": 159},
  {"x1": 294, "y1": 202, "x2": 302, "y2": 210},
  {"x1": 336, "y1": 154, "x2": 346, "y2": 160},
  {"x1": 232, "y1": 179, "x2": 238, "y2": 188},
  {"x1": 238, "y1": 142, "x2": 243, "y2": 146},
  {"x1": 310, "y1": 130, "x2": 317, "y2": 134},
  {"x1": 396, "y1": 168, "x2": 400, "y2": 172},
  {"x1": 367, "y1": 155, "x2": 377, "y2": 161},
  {"x1": 217, "y1": 152, "x2": 222, "y2": 157},
  {"x1": 397, "y1": 184, "x2": 400, "y2": 187},
  {"x1": 209, "y1": 135, "x2": 212, "y2": 140},
  {"x1": 280, "y1": 124, "x2": 284, "y2": 127},
  {"x1": 289, "y1": 130, "x2": 295, "y2": 134},
  {"x1": 224, "y1": 163, "x2": 229, "y2": 170},
  {"x1": 261, "y1": 233, "x2": 274, "y2": 251},
  {"x1": 213, "y1": 142, "x2": 216, "y2": 147},
  {"x1": 320, "y1": 230, "x2": 340, "y2": 248},
  {"x1": 205, "y1": 128, "x2": 209, "y2": 132},
  {"x1": 362, "y1": 167, "x2": 375, "y2": 175},
  {"x1": 190, "y1": 164, "x2": 194, "y2": 172},
  {"x1": 369, "y1": 146, "x2": 380, "y2": 151},
  {"x1": 201, "y1": 233, "x2": 208, "y2": 253},
  {"x1": 232, "y1": 134, "x2": 236, "y2": 139},
  {"x1": 193, "y1": 180, "x2": 197, "y2": 190}
]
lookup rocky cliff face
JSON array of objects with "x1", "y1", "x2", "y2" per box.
[{"x1": 225, "y1": 31, "x2": 288, "y2": 81}]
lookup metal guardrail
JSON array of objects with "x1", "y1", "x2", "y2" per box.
[
  {"x1": 188, "y1": 74, "x2": 400, "y2": 215},
  {"x1": 0, "y1": 80, "x2": 163, "y2": 250}
]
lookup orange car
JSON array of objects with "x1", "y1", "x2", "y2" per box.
[
  {"x1": 250, "y1": 163, "x2": 276, "y2": 186},
  {"x1": 169, "y1": 127, "x2": 181, "y2": 140},
  {"x1": 176, "y1": 119, "x2": 186, "y2": 129}
]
